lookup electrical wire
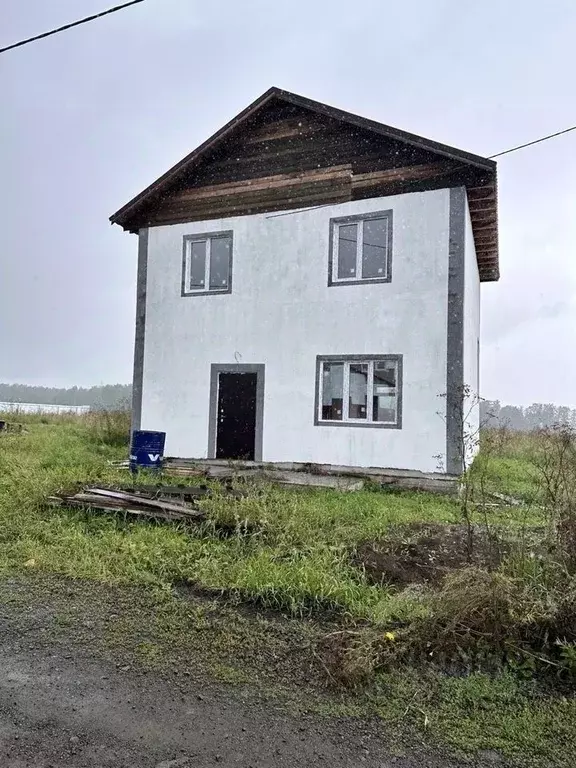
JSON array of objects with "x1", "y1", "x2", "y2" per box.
[
  {"x1": 0, "y1": 0, "x2": 145, "y2": 54},
  {"x1": 488, "y1": 124, "x2": 576, "y2": 158}
]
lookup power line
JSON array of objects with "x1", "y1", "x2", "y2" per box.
[
  {"x1": 488, "y1": 124, "x2": 576, "y2": 158},
  {"x1": 266, "y1": 121, "x2": 576, "y2": 220},
  {"x1": 2, "y1": 2, "x2": 573, "y2": 164},
  {"x1": 0, "y1": 0, "x2": 145, "y2": 54},
  {"x1": 1, "y1": 1, "x2": 574, "y2": 163}
]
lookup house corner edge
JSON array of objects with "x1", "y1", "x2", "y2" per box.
[
  {"x1": 131, "y1": 227, "x2": 149, "y2": 434},
  {"x1": 446, "y1": 187, "x2": 466, "y2": 475}
]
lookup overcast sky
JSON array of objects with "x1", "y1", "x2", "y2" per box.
[{"x1": 1, "y1": 0, "x2": 575, "y2": 406}]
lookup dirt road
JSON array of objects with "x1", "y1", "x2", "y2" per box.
[
  {"x1": 0, "y1": 644, "x2": 455, "y2": 768},
  {"x1": 0, "y1": 576, "x2": 496, "y2": 768}
]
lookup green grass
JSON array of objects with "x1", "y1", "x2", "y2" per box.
[
  {"x1": 0, "y1": 416, "x2": 551, "y2": 624},
  {"x1": 367, "y1": 671, "x2": 576, "y2": 766},
  {"x1": 0, "y1": 414, "x2": 460, "y2": 623},
  {"x1": 1, "y1": 413, "x2": 574, "y2": 765},
  {"x1": 475, "y1": 430, "x2": 543, "y2": 503}
]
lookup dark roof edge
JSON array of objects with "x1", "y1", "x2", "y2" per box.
[{"x1": 110, "y1": 86, "x2": 496, "y2": 227}]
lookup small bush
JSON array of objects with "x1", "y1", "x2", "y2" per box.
[
  {"x1": 416, "y1": 568, "x2": 520, "y2": 655},
  {"x1": 401, "y1": 564, "x2": 576, "y2": 676},
  {"x1": 530, "y1": 425, "x2": 576, "y2": 568},
  {"x1": 319, "y1": 627, "x2": 401, "y2": 687}
]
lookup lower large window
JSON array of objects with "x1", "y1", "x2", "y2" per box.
[{"x1": 316, "y1": 355, "x2": 402, "y2": 428}]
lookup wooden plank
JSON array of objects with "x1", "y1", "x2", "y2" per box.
[
  {"x1": 162, "y1": 177, "x2": 352, "y2": 212},
  {"x1": 468, "y1": 207, "x2": 498, "y2": 221},
  {"x1": 115, "y1": 484, "x2": 210, "y2": 498},
  {"x1": 471, "y1": 224, "x2": 498, "y2": 235},
  {"x1": 174, "y1": 165, "x2": 352, "y2": 202},
  {"x1": 209, "y1": 138, "x2": 361, "y2": 168},
  {"x1": 84, "y1": 487, "x2": 204, "y2": 517},
  {"x1": 243, "y1": 117, "x2": 327, "y2": 144},
  {"x1": 151, "y1": 190, "x2": 350, "y2": 222},
  {"x1": 149, "y1": 195, "x2": 352, "y2": 224},
  {"x1": 468, "y1": 200, "x2": 497, "y2": 213},
  {"x1": 69, "y1": 493, "x2": 189, "y2": 517},
  {"x1": 351, "y1": 161, "x2": 451, "y2": 188},
  {"x1": 53, "y1": 497, "x2": 196, "y2": 522},
  {"x1": 147, "y1": 185, "x2": 352, "y2": 225},
  {"x1": 469, "y1": 219, "x2": 498, "y2": 232},
  {"x1": 198, "y1": 132, "x2": 387, "y2": 179},
  {"x1": 195, "y1": 151, "x2": 374, "y2": 185},
  {"x1": 466, "y1": 185, "x2": 497, "y2": 201},
  {"x1": 473, "y1": 234, "x2": 499, "y2": 245}
]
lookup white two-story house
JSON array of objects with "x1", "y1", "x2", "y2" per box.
[{"x1": 111, "y1": 88, "x2": 499, "y2": 478}]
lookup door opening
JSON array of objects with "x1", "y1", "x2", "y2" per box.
[
  {"x1": 215, "y1": 372, "x2": 257, "y2": 460},
  {"x1": 209, "y1": 364, "x2": 265, "y2": 461}
]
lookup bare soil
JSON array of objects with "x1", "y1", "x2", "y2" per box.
[{"x1": 355, "y1": 523, "x2": 507, "y2": 587}]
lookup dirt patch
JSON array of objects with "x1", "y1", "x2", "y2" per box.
[{"x1": 354, "y1": 523, "x2": 507, "y2": 587}]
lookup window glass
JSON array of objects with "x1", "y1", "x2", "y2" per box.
[
  {"x1": 189, "y1": 240, "x2": 206, "y2": 289},
  {"x1": 373, "y1": 394, "x2": 396, "y2": 423},
  {"x1": 209, "y1": 236, "x2": 232, "y2": 289},
  {"x1": 362, "y1": 218, "x2": 388, "y2": 279},
  {"x1": 322, "y1": 363, "x2": 344, "y2": 420},
  {"x1": 349, "y1": 363, "x2": 368, "y2": 419},
  {"x1": 374, "y1": 360, "x2": 396, "y2": 389},
  {"x1": 373, "y1": 361, "x2": 397, "y2": 423},
  {"x1": 337, "y1": 224, "x2": 358, "y2": 279},
  {"x1": 318, "y1": 358, "x2": 400, "y2": 426}
]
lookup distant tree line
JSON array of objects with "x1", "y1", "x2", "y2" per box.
[
  {"x1": 0, "y1": 383, "x2": 131, "y2": 410},
  {"x1": 480, "y1": 400, "x2": 576, "y2": 431},
  {"x1": 1, "y1": 383, "x2": 575, "y2": 428}
]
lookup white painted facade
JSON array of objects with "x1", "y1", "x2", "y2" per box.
[{"x1": 136, "y1": 185, "x2": 483, "y2": 474}]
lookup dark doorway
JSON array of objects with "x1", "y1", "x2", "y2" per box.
[{"x1": 215, "y1": 372, "x2": 258, "y2": 460}]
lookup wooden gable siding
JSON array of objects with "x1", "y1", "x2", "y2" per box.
[{"x1": 133, "y1": 102, "x2": 497, "y2": 280}]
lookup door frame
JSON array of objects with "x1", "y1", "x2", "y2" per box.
[{"x1": 208, "y1": 364, "x2": 265, "y2": 461}]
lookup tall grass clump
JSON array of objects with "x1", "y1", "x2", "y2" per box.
[{"x1": 85, "y1": 408, "x2": 131, "y2": 448}]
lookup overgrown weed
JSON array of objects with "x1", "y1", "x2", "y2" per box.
[{"x1": 85, "y1": 408, "x2": 131, "y2": 448}]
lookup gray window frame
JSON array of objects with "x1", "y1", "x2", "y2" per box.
[
  {"x1": 181, "y1": 230, "x2": 233, "y2": 297},
  {"x1": 314, "y1": 354, "x2": 403, "y2": 429},
  {"x1": 328, "y1": 210, "x2": 393, "y2": 287}
]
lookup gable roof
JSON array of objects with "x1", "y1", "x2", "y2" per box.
[{"x1": 110, "y1": 87, "x2": 499, "y2": 280}]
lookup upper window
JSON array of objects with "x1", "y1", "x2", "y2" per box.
[
  {"x1": 328, "y1": 210, "x2": 393, "y2": 286},
  {"x1": 316, "y1": 355, "x2": 402, "y2": 428},
  {"x1": 182, "y1": 231, "x2": 233, "y2": 296}
]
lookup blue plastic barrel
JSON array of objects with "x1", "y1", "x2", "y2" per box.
[{"x1": 129, "y1": 430, "x2": 166, "y2": 473}]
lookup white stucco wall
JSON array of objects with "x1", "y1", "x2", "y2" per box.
[
  {"x1": 140, "y1": 189, "x2": 451, "y2": 472},
  {"x1": 462, "y1": 194, "x2": 481, "y2": 465}
]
